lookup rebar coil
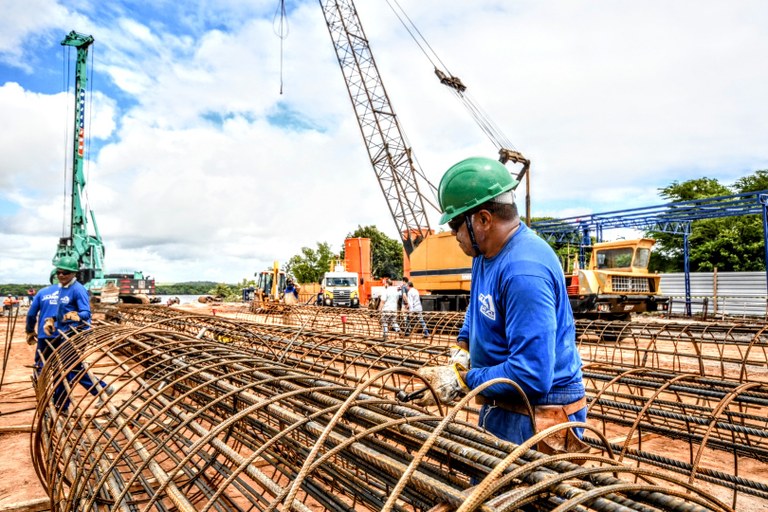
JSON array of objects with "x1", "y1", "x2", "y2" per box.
[
  {"x1": 133, "y1": 303, "x2": 768, "y2": 383},
  {"x1": 31, "y1": 322, "x2": 733, "y2": 511},
  {"x1": 98, "y1": 305, "x2": 768, "y2": 509}
]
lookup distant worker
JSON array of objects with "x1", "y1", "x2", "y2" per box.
[
  {"x1": 316, "y1": 287, "x2": 325, "y2": 306},
  {"x1": 415, "y1": 157, "x2": 586, "y2": 454},
  {"x1": 405, "y1": 281, "x2": 429, "y2": 338},
  {"x1": 26, "y1": 262, "x2": 113, "y2": 412},
  {"x1": 399, "y1": 277, "x2": 409, "y2": 311},
  {"x1": 378, "y1": 278, "x2": 400, "y2": 339},
  {"x1": 284, "y1": 278, "x2": 300, "y2": 305},
  {"x1": 3, "y1": 294, "x2": 16, "y2": 316}
]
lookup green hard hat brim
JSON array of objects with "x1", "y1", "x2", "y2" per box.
[
  {"x1": 54, "y1": 256, "x2": 80, "y2": 272},
  {"x1": 438, "y1": 179, "x2": 517, "y2": 224},
  {"x1": 438, "y1": 156, "x2": 519, "y2": 225}
]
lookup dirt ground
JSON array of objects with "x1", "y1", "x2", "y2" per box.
[{"x1": 0, "y1": 313, "x2": 48, "y2": 510}]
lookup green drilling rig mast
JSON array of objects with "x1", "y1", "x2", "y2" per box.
[{"x1": 53, "y1": 30, "x2": 109, "y2": 294}]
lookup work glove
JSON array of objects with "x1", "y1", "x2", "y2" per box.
[
  {"x1": 448, "y1": 344, "x2": 471, "y2": 369},
  {"x1": 26, "y1": 332, "x2": 37, "y2": 345},
  {"x1": 43, "y1": 317, "x2": 56, "y2": 336},
  {"x1": 413, "y1": 364, "x2": 469, "y2": 406},
  {"x1": 63, "y1": 311, "x2": 80, "y2": 322}
]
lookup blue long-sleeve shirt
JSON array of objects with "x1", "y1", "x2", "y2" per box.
[
  {"x1": 461, "y1": 223, "x2": 583, "y2": 401},
  {"x1": 56, "y1": 279, "x2": 92, "y2": 333},
  {"x1": 25, "y1": 284, "x2": 60, "y2": 339}
]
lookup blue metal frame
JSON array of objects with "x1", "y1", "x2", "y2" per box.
[{"x1": 532, "y1": 190, "x2": 768, "y2": 315}]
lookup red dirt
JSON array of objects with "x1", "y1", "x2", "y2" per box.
[{"x1": 0, "y1": 315, "x2": 47, "y2": 508}]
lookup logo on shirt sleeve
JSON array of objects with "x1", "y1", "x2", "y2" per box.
[{"x1": 479, "y1": 293, "x2": 496, "y2": 320}]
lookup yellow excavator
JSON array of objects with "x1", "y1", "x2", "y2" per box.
[{"x1": 253, "y1": 261, "x2": 286, "y2": 305}]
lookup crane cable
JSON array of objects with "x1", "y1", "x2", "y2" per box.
[
  {"x1": 61, "y1": 45, "x2": 70, "y2": 239},
  {"x1": 60, "y1": 43, "x2": 97, "y2": 240},
  {"x1": 274, "y1": 0, "x2": 289, "y2": 94},
  {"x1": 383, "y1": 0, "x2": 516, "y2": 153},
  {"x1": 84, "y1": 44, "x2": 94, "y2": 228}
]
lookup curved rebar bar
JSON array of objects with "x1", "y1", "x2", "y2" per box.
[{"x1": 30, "y1": 322, "x2": 736, "y2": 512}]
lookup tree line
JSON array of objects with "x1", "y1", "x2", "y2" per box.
[
  {"x1": 0, "y1": 281, "x2": 244, "y2": 301},
  {"x1": 646, "y1": 171, "x2": 768, "y2": 272},
  {"x1": 283, "y1": 225, "x2": 403, "y2": 285}
]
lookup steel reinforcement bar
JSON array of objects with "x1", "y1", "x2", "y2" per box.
[
  {"x1": 584, "y1": 363, "x2": 768, "y2": 508},
  {"x1": 577, "y1": 318, "x2": 768, "y2": 382},
  {"x1": 169, "y1": 303, "x2": 768, "y2": 382},
  {"x1": 30, "y1": 323, "x2": 734, "y2": 512},
  {"x1": 107, "y1": 305, "x2": 768, "y2": 384},
  {"x1": 99, "y1": 305, "x2": 768, "y2": 508},
  {"x1": 216, "y1": 301, "x2": 464, "y2": 340}
]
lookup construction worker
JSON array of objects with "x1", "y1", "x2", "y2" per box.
[
  {"x1": 415, "y1": 157, "x2": 586, "y2": 454},
  {"x1": 405, "y1": 281, "x2": 429, "y2": 338},
  {"x1": 399, "y1": 277, "x2": 409, "y2": 310},
  {"x1": 3, "y1": 294, "x2": 16, "y2": 316},
  {"x1": 378, "y1": 279, "x2": 400, "y2": 339},
  {"x1": 284, "y1": 278, "x2": 300, "y2": 304},
  {"x1": 26, "y1": 259, "x2": 113, "y2": 412}
]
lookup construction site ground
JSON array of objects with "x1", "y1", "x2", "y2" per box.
[
  {"x1": 2, "y1": 304, "x2": 768, "y2": 511},
  {"x1": 0, "y1": 316, "x2": 48, "y2": 511}
]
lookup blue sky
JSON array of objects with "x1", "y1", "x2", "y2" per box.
[{"x1": 1, "y1": 0, "x2": 767, "y2": 284}]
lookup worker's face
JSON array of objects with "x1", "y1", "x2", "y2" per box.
[
  {"x1": 449, "y1": 215, "x2": 475, "y2": 257},
  {"x1": 55, "y1": 269, "x2": 74, "y2": 284}
]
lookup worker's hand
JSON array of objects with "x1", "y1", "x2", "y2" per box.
[
  {"x1": 448, "y1": 345, "x2": 470, "y2": 370},
  {"x1": 43, "y1": 317, "x2": 56, "y2": 336},
  {"x1": 413, "y1": 364, "x2": 468, "y2": 406},
  {"x1": 26, "y1": 332, "x2": 37, "y2": 345},
  {"x1": 63, "y1": 311, "x2": 80, "y2": 322}
]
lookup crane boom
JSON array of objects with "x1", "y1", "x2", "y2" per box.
[
  {"x1": 317, "y1": 1, "x2": 529, "y2": 310},
  {"x1": 53, "y1": 30, "x2": 107, "y2": 288},
  {"x1": 319, "y1": 0, "x2": 433, "y2": 256}
]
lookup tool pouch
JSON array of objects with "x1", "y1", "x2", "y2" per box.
[{"x1": 534, "y1": 405, "x2": 590, "y2": 460}]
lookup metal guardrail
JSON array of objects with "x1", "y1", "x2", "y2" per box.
[{"x1": 666, "y1": 295, "x2": 768, "y2": 321}]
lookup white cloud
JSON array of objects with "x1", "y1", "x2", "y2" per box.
[
  {"x1": 1, "y1": 0, "x2": 767, "y2": 284},
  {"x1": 0, "y1": 0, "x2": 84, "y2": 70}
]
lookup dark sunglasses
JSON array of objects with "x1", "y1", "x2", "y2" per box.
[
  {"x1": 447, "y1": 216, "x2": 464, "y2": 232},
  {"x1": 56, "y1": 270, "x2": 74, "y2": 276}
]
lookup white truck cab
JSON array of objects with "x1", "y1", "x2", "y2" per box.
[{"x1": 322, "y1": 266, "x2": 360, "y2": 308}]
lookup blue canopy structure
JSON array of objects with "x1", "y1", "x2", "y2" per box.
[{"x1": 531, "y1": 190, "x2": 768, "y2": 316}]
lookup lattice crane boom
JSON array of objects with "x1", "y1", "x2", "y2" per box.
[{"x1": 319, "y1": 0, "x2": 434, "y2": 256}]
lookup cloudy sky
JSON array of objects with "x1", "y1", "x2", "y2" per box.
[{"x1": 1, "y1": 0, "x2": 767, "y2": 284}]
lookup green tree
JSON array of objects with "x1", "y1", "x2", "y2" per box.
[
  {"x1": 285, "y1": 242, "x2": 335, "y2": 284},
  {"x1": 156, "y1": 282, "x2": 219, "y2": 295},
  {"x1": 346, "y1": 225, "x2": 403, "y2": 279},
  {"x1": 733, "y1": 170, "x2": 768, "y2": 192},
  {"x1": 658, "y1": 177, "x2": 730, "y2": 202},
  {"x1": 647, "y1": 173, "x2": 768, "y2": 272},
  {"x1": 207, "y1": 283, "x2": 241, "y2": 301}
]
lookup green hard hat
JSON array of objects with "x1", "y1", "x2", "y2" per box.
[
  {"x1": 55, "y1": 255, "x2": 79, "y2": 272},
  {"x1": 438, "y1": 157, "x2": 518, "y2": 224}
]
